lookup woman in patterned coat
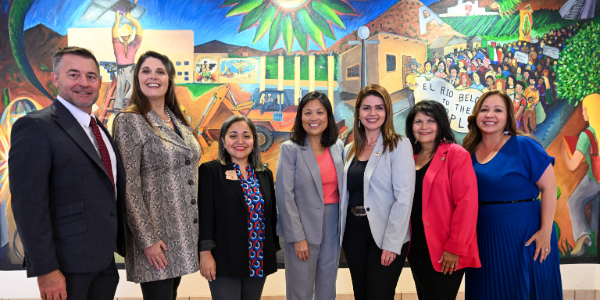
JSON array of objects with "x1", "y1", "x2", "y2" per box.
[
  {"x1": 198, "y1": 115, "x2": 279, "y2": 300},
  {"x1": 113, "y1": 51, "x2": 201, "y2": 299}
]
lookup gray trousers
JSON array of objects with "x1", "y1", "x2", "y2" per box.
[
  {"x1": 284, "y1": 203, "x2": 339, "y2": 300},
  {"x1": 568, "y1": 175, "x2": 600, "y2": 241},
  {"x1": 408, "y1": 89, "x2": 415, "y2": 108},
  {"x1": 208, "y1": 276, "x2": 266, "y2": 300},
  {"x1": 113, "y1": 64, "x2": 135, "y2": 110}
]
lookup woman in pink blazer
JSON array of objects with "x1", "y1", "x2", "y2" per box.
[{"x1": 405, "y1": 100, "x2": 481, "y2": 300}]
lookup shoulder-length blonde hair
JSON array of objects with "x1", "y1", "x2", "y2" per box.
[
  {"x1": 116, "y1": 51, "x2": 192, "y2": 134},
  {"x1": 462, "y1": 90, "x2": 525, "y2": 155},
  {"x1": 346, "y1": 84, "x2": 401, "y2": 162}
]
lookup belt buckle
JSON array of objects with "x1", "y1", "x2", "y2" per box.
[{"x1": 350, "y1": 206, "x2": 367, "y2": 217}]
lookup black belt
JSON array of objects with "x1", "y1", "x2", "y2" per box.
[
  {"x1": 479, "y1": 199, "x2": 535, "y2": 206},
  {"x1": 348, "y1": 206, "x2": 367, "y2": 217}
]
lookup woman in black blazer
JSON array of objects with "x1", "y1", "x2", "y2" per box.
[{"x1": 198, "y1": 115, "x2": 279, "y2": 300}]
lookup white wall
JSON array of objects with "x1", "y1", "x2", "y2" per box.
[{"x1": 1, "y1": 264, "x2": 598, "y2": 297}]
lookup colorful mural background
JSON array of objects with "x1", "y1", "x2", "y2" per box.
[{"x1": 0, "y1": 0, "x2": 599, "y2": 269}]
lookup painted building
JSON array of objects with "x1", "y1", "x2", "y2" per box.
[
  {"x1": 429, "y1": 35, "x2": 468, "y2": 57},
  {"x1": 466, "y1": 35, "x2": 483, "y2": 49},
  {"x1": 440, "y1": 0, "x2": 499, "y2": 17},
  {"x1": 339, "y1": 32, "x2": 427, "y2": 95},
  {"x1": 68, "y1": 28, "x2": 195, "y2": 84}
]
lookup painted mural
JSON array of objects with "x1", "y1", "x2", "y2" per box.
[{"x1": 0, "y1": 0, "x2": 599, "y2": 269}]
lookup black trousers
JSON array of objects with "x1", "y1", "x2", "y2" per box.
[
  {"x1": 407, "y1": 227, "x2": 465, "y2": 300},
  {"x1": 208, "y1": 276, "x2": 267, "y2": 300},
  {"x1": 63, "y1": 257, "x2": 119, "y2": 300},
  {"x1": 343, "y1": 213, "x2": 409, "y2": 300},
  {"x1": 140, "y1": 276, "x2": 182, "y2": 300}
]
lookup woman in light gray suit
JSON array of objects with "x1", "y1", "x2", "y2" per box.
[
  {"x1": 276, "y1": 91, "x2": 344, "y2": 300},
  {"x1": 113, "y1": 51, "x2": 201, "y2": 299},
  {"x1": 340, "y1": 84, "x2": 415, "y2": 300}
]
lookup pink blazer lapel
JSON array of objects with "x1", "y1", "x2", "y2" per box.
[{"x1": 422, "y1": 143, "x2": 450, "y2": 212}]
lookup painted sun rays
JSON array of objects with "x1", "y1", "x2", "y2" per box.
[{"x1": 220, "y1": 0, "x2": 358, "y2": 53}]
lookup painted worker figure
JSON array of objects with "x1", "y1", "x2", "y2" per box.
[
  {"x1": 112, "y1": 11, "x2": 143, "y2": 111},
  {"x1": 261, "y1": 93, "x2": 276, "y2": 114},
  {"x1": 406, "y1": 58, "x2": 421, "y2": 108}
]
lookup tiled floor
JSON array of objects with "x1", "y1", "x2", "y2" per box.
[{"x1": 4, "y1": 291, "x2": 599, "y2": 299}]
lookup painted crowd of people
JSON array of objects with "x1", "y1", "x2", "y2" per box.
[
  {"x1": 9, "y1": 46, "x2": 565, "y2": 300},
  {"x1": 413, "y1": 23, "x2": 581, "y2": 134}
]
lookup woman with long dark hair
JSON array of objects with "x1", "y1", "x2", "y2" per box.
[
  {"x1": 276, "y1": 91, "x2": 344, "y2": 300},
  {"x1": 405, "y1": 101, "x2": 480, "y2": 300},
  {"x1": 113, "y1": 51, "x2": 201, "y2": 299},
  {"x1": 463, "y1": 91, "x2": 562, "y2": 299}
]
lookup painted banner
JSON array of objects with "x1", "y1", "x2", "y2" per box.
[
  {"x1": 515, "y1": 51, "x2": 529, "y2": 64},
  {"x1": 543, "y1": 46, "x2": 560, "y2": 59},
  {"x1": 415, "y1": 78, "x2": 482, "y2": 133}
]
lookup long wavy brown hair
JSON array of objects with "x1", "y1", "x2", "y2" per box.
[
  {"x1": 462, "y1": 90, "x2": 525, "y2": 155},
  {"x1": 116, "y1": 51, "x2": 192, "y2": 135},
  {"x1": 346, "y1": 84, "x2": 401, "y2": 162}
]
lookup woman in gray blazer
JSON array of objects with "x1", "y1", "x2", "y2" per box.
[
  {"x1": 276, "y1": 91, "x2": 344, "y2": 300},
  {"x1": 340, "y1": 84, "x2": 415, "y2": 300},
  {"x1": 113, "y1": 51, "x2": 201, "y2": 299}
]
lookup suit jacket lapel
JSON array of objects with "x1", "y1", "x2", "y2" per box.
[
  {"x1": 51, "y1": 101, "x2": 107, "y2": 178},
  {"x1": 147, "y1": 109, "x2": 190, "y2": 150},
  {"x1": 223, "y1": 164, "x2": 247, "y2": 209},
  {"x1": 364, "y1": 133, "x2": 384, "y2": 195},
  {"x1": 300, "y1": 137, "x2": 324, "y2": 201},
  {"x1": 329, "y1": 142, "x2": 344, "y2": 195},
  {"x1": 422, "y1": 143, "x2": 449, "y2": 211}
]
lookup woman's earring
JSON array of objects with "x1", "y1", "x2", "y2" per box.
[
  {"x1": 358, "y1": 120, "x2": 361, "y2": 128},
  {"x1": 414, "y1": 138, "x2": 418, "y2": 145}
]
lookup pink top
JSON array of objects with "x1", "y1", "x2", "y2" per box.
[
  {"x1": 315, "y1": 148, "x2": 339, "y2": 204},
  {"x1": 112, "y1": 35, "x2": 142, "y2": 65}
]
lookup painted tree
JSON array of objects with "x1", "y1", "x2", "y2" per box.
[
  {"x1": 556, "y1": 22, "x2": 600, "y2": 105},
  {"x1": 265, "y1": 56, "x2": 278, "y2": 79},
  {"x1": 315, "y1": 55, "x2": 327, "y2": 81},
  {"x1": 3, "y1": 88, "x2": 9, "y2": 107},
  {"x1": 231, "y1": 60, "x2": 252, "y2": 74}
]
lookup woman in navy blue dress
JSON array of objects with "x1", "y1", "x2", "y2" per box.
[{"x1": 462, "y1": 90, "x2": 562, "y2": 299}]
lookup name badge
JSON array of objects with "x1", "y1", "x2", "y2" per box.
[{"x1": 225, "y1": 170, "x2": 238, "y2": 181}]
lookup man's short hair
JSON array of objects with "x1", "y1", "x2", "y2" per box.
[
  {"x1": 449, "y1": 65, "x2": 459, "y2": 74},
  {"x1": 52, "y1": 46, "x2": 99, "y2": 73}
]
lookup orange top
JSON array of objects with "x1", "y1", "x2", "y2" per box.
[{"x1": 315, "y1": 148, "x2": 339, "y2": 204}]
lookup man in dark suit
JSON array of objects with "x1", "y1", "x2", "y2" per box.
[{"x1": 9, "y1": 46, "x2": 126, "y2": 300}]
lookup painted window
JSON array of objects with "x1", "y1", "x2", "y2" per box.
[
  {"x1": 185, "y1": 77, "x2": 189, "y2": 81},
  {"x1": 177, "y1": 72, "x2": 182, "y2": 76},
  {"x1": 176, "y1": 61, "x2": 181, "y2": 66},
  {"x1": 387, "y1": 55, "x2": 396, "y2": 72},
  {"x1": 185, "y1": 71, "x2": 189, "y2": 75},
  {"x1": 184, "y1": 61, "x2": 189, "y2": 65},
  {"x1": 347, "y1": 65, "x2": 359, "y2": 78}
]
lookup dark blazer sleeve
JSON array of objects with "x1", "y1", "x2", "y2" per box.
[
  {"x1": 9, "y1": 116, "x2": 59, "y2": 277},
  {"x1": 267, "y1": 169, "x2": 281, "y2": 252},
  {"x1": 198, "y1": 162, "x2": 217, "y2": 251}
]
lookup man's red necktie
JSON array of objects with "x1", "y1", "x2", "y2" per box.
[{"x1": 89, "y1": 116, "x2": 115, "y2": 188}]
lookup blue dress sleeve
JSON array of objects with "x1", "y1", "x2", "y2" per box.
[{"x1": 518, "y1": 136, "x2": 555, "y2": 183}]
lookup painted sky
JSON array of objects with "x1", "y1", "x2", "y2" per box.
[{"x1": 17, "y1": 0, "x2": 439, "y2": 52}]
